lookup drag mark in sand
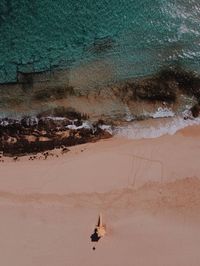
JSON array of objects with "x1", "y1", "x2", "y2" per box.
[{"x1": 121, "y1": 152, "x2": 164, "y2": 188}]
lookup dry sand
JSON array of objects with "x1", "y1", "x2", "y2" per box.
[{"x1": 0, "y1": 125, "x2": 200, "y2": 266}]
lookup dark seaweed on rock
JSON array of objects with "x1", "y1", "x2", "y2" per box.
[
  {"x1": 113, "y1": 68, "x2": 200, "y2": 104},
  {"x1": 156, "y1": 68, "x2": 200, "y2": 99},
  {"x1": 135, "y1": 79, "x2": 176, "y2": 102},
  {"x1": 0, "y1": 117, "x2": 111, "y2": 157}
]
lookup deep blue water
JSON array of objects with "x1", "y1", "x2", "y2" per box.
[{"x1": 0, "y1": 0, "x2": 200, "y2": 84}]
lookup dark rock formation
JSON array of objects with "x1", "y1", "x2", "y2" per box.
[
  {"x1": 155, "y1": 68, "x2": 200, "y2": 99},
  {"x1": 0, "y1": 117, "x2": 111, "y2": 157},
  {"x1": 191, "y1": 104, "x2": 200, "y2": 118},
  {"x1": 122, "y1": 68, "x2": 200, "y2": 103}
]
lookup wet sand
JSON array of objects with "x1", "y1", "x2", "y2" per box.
[{"x1": 0, "y1": 125, "x2": 200, "y2": 266}]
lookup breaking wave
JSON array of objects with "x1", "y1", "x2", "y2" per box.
[{"x1": 114, "y1": 116, "x2": 200, "y2": 140}]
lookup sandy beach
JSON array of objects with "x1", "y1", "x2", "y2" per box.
[{"x1": 0, "y1": 125, "x2": 200, "y2": 266}]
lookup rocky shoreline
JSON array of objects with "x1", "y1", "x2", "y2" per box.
[
  {"x1": 1, "y1": 67, "x2": 200, "y2": 121},
  {"x1": 0, "y1": 114, "x2": 111, "y2": 157},
  {"x1": 1, "y1": 67, "x2": 200, "y2": 156}
]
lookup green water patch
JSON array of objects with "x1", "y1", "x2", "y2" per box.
[{"x1": 0, "y1": 0, "x2": 200, "y2": 83}]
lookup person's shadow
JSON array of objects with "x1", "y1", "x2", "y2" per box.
[{"x1": 90, "y1": 228, "x2": 101, "y2": 242}]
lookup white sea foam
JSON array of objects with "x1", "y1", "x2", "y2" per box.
[
  {"x1": 66, "y1": 121, "x2": 113, "y2": 134},
  {"x1": 114, "y1": 116, "x2": 200, "y2": 140},
  {"x1": 66, "y1": 121, "x2": 92, "y2": 130},
  {"x1": 149, "y1": 107, "x2": 175, "y2": 119},
  {"x1": 0, "y1": 120, "x2": 9, "y2": 126},
  {"x1": 46, "y1": 116, "x2": 67, "y2": 121},
  {"x1": 99, "y1": 124, "x2": 113, "y2": 134}
]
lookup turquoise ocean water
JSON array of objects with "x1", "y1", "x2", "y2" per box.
[{"x1": 0, "y1": 0, "x2": 200, "y2": 84}]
